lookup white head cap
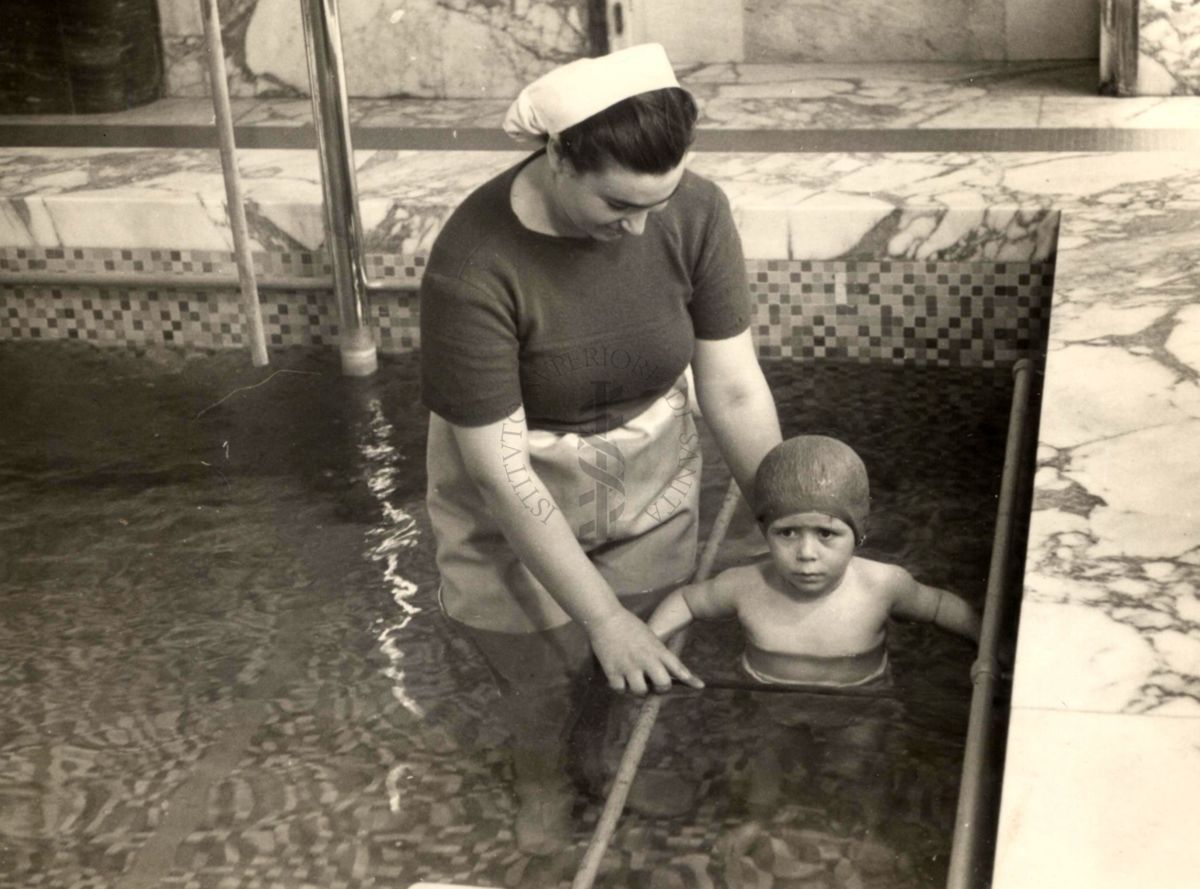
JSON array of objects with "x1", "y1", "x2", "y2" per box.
[{"x1": 503, "y1": 43, "x2": 681, "y2": 142}]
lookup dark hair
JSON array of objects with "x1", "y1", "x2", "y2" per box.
[{"x1": 555, "y1": 87, "x2": 698, "y2": 175}]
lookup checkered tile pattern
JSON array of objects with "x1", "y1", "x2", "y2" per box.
[
  {"x1": 1, "y1": 249, "x2": 1052, "y2": 366},
  {"x1": 0, "y1": 247, "x2": 239, "y2": 278},
  {"x1": 0, "y1": 287, "x2": 240, "y2": 347},
  {"x1": 0, "y1": 287, "x2": 421, "y2": 351},
  {"x1": 0, "y1": 247, "x2": 427, "y2": 286},
  {"x1": 747, "y1": 259, "x2": 1053, "y2": 367}
]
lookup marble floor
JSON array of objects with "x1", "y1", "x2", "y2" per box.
[{"x1": 3, "y1": 60, "x2": 1200, "y2": 889}]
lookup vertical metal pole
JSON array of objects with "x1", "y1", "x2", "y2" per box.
[
  {"x1": 200, "y1": 0, "x2": 269, "y2": 367},
  {"x1": 572, "y1": 480, "x2": 743, "y2": 889},
  {"x1": 945, "y1": 358, "x2": 1034, "y2": 889},
  {"x1": 1100, "y1": 0, "x2": 1140, "y2": 96},
  {"x1": 300, "y1": 0, "x2": 377, "y2": 377}
]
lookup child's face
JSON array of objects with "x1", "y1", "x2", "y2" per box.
[{"x1": 765, "y1": 511, "x2": 857, "y2": 597}]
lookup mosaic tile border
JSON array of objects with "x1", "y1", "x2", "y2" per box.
[
  {"x1": 748, "y1": 259, "x2": 1054, "y2": 367},
  {"x1": 0, "y1": 248, "x2": 427, "y2": 285},
  {"x1": 0, "y1": 252, "x2": 1054, "y2": 367},
  {"x1": 0, "y1": 287, "x2": 419, "y2": 353}
]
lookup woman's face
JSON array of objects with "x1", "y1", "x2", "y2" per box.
[{"x1": 548, "y1": 145, "x2": 689, "y2": 242}]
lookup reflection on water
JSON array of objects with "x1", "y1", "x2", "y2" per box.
[
  {"x1": 358, "y1": 394, "x2": 426, "y2": 726},
  {"x1": 0, "y1": 342, "x2": 1012, "y2": 889}
]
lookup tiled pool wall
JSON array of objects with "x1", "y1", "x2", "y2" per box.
[{"x1": 0, "y1": 248, "x2": 1054, "y2": 367}]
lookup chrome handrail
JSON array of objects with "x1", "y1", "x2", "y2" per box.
[
  {"x1": 200, "y1": 0, "x2": 268, "y2": 366},
  {"x1": 0, "y1": 271, "x2": 410, "y2": 292},
  {"x1": 300, "y1": 0, "x2": 377, "y2": 376}
]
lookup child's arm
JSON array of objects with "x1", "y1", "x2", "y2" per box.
[
  {"x1": 647, "y1": 571, "x2": 740, "y2": 641},
  {"x1": 890, "y1": 570, "x2": 981, "y2": 643}
]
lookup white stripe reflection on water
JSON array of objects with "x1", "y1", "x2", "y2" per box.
[{"x1": 358, "y1": 398, "x2": 426, "y2": 734}]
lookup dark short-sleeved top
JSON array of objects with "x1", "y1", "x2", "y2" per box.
[{"x1": 419, "y1": 151, "x2": 750, "y2": 433}]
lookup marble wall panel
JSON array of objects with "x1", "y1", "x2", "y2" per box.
[
  {"x1": 1005, "y1": 0, "x2": 1099, "y2": 61},
  {"x1": 0, "y1": 148, "x2": 1070, "y2": 262},
  {"x1": 157, "y1": 0, "x2": 589, "y2": 99},
  {"x1": 1139, "y1": 0, "x2": 1200, "y2": 95},
  {"x1": 154, "y1": 0, "x2": 1108, "y2": 97},
  {"x1": 743, "y1": 0, "x2": 1007, "y2": 62},
  {"x1": 1103, "y1": 0, "x2": 1200, "y2": 95}
]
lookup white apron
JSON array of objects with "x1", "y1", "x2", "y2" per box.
[{"x1": 426, "y1": 375, "x2": 701, "y2": 634}]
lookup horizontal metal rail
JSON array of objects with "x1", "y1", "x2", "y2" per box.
[
  {"x1": 0, "y1": 272, "x2": 411, "y2": 292},
  {"x1": 669, "y1": 675, "x2": 1005, "y2": 702}
]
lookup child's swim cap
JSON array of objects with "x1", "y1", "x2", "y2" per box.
[{"x1": 753, "y1": 435, "x2": 870, "y2": 544}]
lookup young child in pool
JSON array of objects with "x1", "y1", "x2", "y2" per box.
[
  {"x1": 648, "y1": 434, "x2": 980, "y2": 689},
  {"x1": 648, "y1": 434, "x2": 980, "y2": 816}
]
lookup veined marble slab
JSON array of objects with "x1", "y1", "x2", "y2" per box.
[
  {"x1": 1008, "y1": 204, "x2": 1200, "y2": 718},
  {"x1": 6, "y1": 149, "x2": 1200, "y2": 260},
  {"x1": 0, "y1": 149, "x2": 1087, "y2": 261},
  {"x1": 1139, "y1": 0, "x2": 1200, "y2": 95}
]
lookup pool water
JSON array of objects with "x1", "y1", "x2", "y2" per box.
[{"x1": 0, "y1": 341, "x2": 1014, "y2": 889}]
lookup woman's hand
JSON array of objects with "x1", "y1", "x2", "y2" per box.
[{"x1": 588, "y1": 608, "x2": 704, "y2": 695}]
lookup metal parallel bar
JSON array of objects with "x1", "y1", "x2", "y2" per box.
[
  {"x1": 572, "y1": 479, "x2": 744, "y2": 889},
  {"x1": 299, "y1": 0, "x2": 377, "y2": 376},
  {"x1": 572, "y1": 354, "x2": 1035, "y2": 889},
  {"x1": 199, "y1": 0, "x2": 268, "y2": 367},
  {"x1": 945, "y1": 357, "x2": 1035, "y2": 889},
  {"x1": 0, "y1": 272, "x2": 409, "y2": 292},
  {"x1": 670, "y1": 676, "x2": 1003, "y2": 703}
]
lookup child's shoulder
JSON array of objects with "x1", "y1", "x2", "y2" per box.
[
  {"x1": 711, "y1": 558, "x2": 775, "y2": 595},
  {"x1": 716, "y1": 558, "x2": 773, "y2": 585},
  {"x1": 850, "y1": 557, "x2": 915, "y2": 593},
  {"x1": 852, "y1": 555, "x2": 907, "y2": 573}
]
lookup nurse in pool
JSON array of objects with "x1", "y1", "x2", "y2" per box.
[{"x1": 419, "y1": 44, "x2": 782, "y2": 853}]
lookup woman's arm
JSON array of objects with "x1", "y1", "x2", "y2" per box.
[
  {"x1": 692, "y1": 329, "x2": 782, "y2": 500},
  {"x1": 447, "y1": 405, "x2": 704, "y2": 694}
]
